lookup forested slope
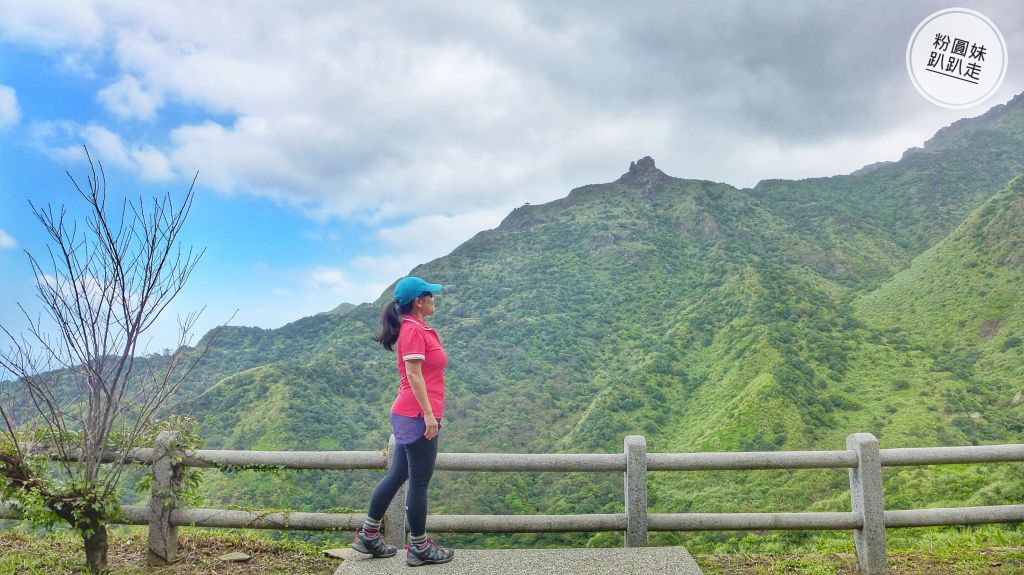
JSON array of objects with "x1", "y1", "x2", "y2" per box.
[{"x1": 158, "y1": 93, "x2": 1024, "y2": 548}]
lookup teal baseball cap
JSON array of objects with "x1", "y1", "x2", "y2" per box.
[{"x1": 394, "y1": 276, "x2": 443, "y2": 306}]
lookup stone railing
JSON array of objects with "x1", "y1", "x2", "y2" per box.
[{"x1": 2, "y1": 433, "x2": 1024, "y2": 575}]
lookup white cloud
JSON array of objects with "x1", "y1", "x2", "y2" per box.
[
  {"x1": 97, "y1": 75, "x2": 163, "y2": 120},
  {"x1": 306, "y1": 267, "x2": 352, "y2": 294},
  {"x1": 376, "y1": 210, "x2": 507, "y2": 262},
  {"x1": 31, "y1": 122, "x2": 175, "y2": 182},
  {"x1": 6, "y1": 1, "x2": 1024, "y2": 217},
  {"x1": 349, "y1": 254, "x2": 422, "y2": 292},
  {"x1": 80, "y1": 124, "x2": 133, "y2": 168},
  {"x1": 0, "y1": 229, "x2": 16, "y2": 249},
  {"x1": 167, "y1": 117, "x2": 346, "y2": 209},
  {"x1": 725, "y1": 123, "x2": 944, "y2": 185},
  {"x1": 0, "y1": 1, "x2": 731, "y2": 217},
  {"x1": 271, "y1": 265, "x2": 387, "y2": 318},
  {"x1": 303, "y1": 265, "x2": 389, "y2": 304},
  {"x1": 266, "y1": 210, "x2": 510, "y2": 314},
  {"x1": 131, "y1": 144, "x2": 174, "y2": 181},
  {"x1": 0, "y1": 0, "x2": 104, "y2": 49},
  {"x1": 0, "y1": 86, "x2": 20, "y2": 129}
]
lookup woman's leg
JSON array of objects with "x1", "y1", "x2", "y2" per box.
[
  {"x1": 352, "y1": 444, "x2": 408, "y2": 557},
  {"x1": 404, "y1": 434, "x2": 439, "y2": 538},
  {"x1": 404, "y1": 434, "x2": 454, "y2": 565},
  {"x1": 366, "y1": 442, "x2": 410, "y2": 526}
]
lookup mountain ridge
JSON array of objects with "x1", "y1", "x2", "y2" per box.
[{"x1": 54, "y1": 92, "x2": 1024, "y2": 550}]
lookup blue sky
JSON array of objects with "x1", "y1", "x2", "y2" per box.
[{"x1": 1, "y1": 1, "x2": 1021, "y2": 352}]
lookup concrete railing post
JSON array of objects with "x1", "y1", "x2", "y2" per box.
[
  {"x1": 847, "y1": 433, "x2": 887, "y2": 575},
  {"x1": 624, "y1": 435, "x2": 648, "y2": 547},
  {"x1": 383, "y1": 434, "x2": 408, "y2": 549},
  {"x1": 148, "y1": 431, "x2": 182, "y2": 566}
]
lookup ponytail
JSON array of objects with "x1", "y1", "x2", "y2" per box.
[{"x1": 374, "y1": 300, "x2": 413, "y2": 351}]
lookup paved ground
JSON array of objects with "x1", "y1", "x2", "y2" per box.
[{"x1": 334, "y1": 547, "x2": 703, "y2": 574}]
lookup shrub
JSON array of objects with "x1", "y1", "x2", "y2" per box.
[{"x1": 1001, "y1": 336, "x2": 1022, "y2": 352}]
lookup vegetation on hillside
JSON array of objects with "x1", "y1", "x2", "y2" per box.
[
  {"x1": 6, "y1": 94, "x2": 1024, "y2": 556},
  {"x1": 153, "y1": 93, "x2": 1024, "y2": 551}
]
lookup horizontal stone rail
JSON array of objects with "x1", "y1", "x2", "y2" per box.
[
  {"x1": 180, "y1": 450, "x2": 389, "y2": 470},
  {"x1": 646, "y1": 450, "x2": 859, "y2": 470},
  {"x1": 427, "y1": 513, "x2": 628, "y2": 533},
  {"x1": 880, "y1": 444, "x2": 1024, "y2": 466},
  {"x1": 168, "y1": 508, "x2": 366, "y2": 530},
  {"x1": 435, "y1": 452, "x2": 626, "y2": 472},
  {"x1": 6, "y1": 503, "x2": 1024, "y2": 535},
  {"x1": 39, "y1": 443, "x2": 1024, "y2": 471},
  {"x1": 30, "y1": 447, "x2": 157, "y2": 465},
  {"x1": 648, "y1": 512, "x2": 863, "y2": 531},
  {"x1": 4, "y1": 434, "x2": 1024, "y2": 575},
  {"x1": 5, "y1": 504, "x2": 1024, "y2": 533},
  {"x1": 40, "y1": 448, "x2": 390, "y2": 470},
  {"x1": 883, "y1": 504, "x2": 1024, "y2": 527}
]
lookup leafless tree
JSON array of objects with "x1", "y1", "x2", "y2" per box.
[{"x1": 0, "y1": 147, "x2": 218, "y2": 573}]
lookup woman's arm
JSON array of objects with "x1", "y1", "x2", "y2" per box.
[{"x1": 404, "y1": 359, "x2": 439, "y2": 440}]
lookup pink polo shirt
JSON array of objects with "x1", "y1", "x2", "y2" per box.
[{"x1": 391, "y1": 314, "x2": 447, "y2": 418}]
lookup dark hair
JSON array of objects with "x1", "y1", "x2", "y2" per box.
[{"x1": 374, "y1": 299, "x2": 415, "y2": 351}]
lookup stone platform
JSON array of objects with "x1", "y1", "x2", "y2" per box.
[{"x1": 333, "y1": 546, "x2": 703, "y2": 574}]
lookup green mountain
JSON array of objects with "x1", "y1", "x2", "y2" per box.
[
  {"x1": 854, "y1": 173, "x2": 1024, "y2": 445},
  {"x1": 93, "y1": 93, "x2": 1024, "y2": 548}
]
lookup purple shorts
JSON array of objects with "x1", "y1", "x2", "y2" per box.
[{"x1": 391, "y1": 413, "x2": 442, "y2": 445}]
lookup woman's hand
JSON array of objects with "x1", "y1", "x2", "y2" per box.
[{"x1": 424, "y1": 413, "x2": 439, "y2": 440}]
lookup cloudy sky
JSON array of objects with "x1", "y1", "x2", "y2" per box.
[{"x1": 0, "y1": 0, "x2": 1021, "y2": 352}]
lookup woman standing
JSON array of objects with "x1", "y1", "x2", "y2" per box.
[{"x1": 352, "y1": 276, "x2": 455, "y2": 566}]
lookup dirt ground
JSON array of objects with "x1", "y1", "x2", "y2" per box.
[{"x1": 3, "y1": 531, "x2": 1023, "y2": 575}]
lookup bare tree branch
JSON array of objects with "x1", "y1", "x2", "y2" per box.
[{"x1": 0, "y1": 147, "x2": 216, "y2": 574}]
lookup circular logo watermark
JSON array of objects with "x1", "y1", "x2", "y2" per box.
[{"x1": 906, "y1": 8, "x2": 1007, "y2": 109}]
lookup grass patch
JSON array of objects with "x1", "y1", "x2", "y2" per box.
[
  {"x1": 0, "y1": 528, "x2": 340, "y2": 575},
  {"x1": 699, "y1": 548, "x2": 1024, "y2": 574}
]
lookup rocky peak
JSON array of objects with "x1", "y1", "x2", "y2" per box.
[
  {"x1": 633, "y1": 156, "x2": 656, "y2": 170},
  {"x1": 618, "y1": 156, "x2": 670, "y2": 194},
  {"x1": 625, "y1": 156, "x2": 659, "y2": 176}
]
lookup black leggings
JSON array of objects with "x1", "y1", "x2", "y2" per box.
[{"x1": 367, "y1": 434, "x2": 439, "y2": 536}]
